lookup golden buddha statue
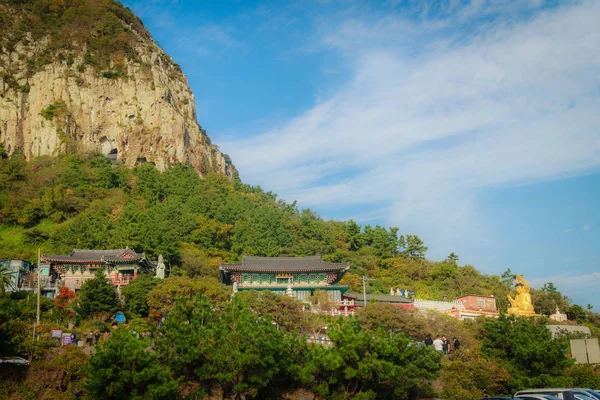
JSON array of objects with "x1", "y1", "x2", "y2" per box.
[{"x1": 507, "y1": 274, "x2": 535, "y2": 316}]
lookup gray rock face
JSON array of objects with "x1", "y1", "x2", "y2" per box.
[{"x1": 0, "y1": 35, "x2": 234, "y2": 177}]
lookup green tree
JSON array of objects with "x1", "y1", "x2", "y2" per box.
[
  {"x1": 440, "y1": 354, "x2": 510, "y2": 400},
  {"x1": 85, "y1": 327, "x2": 178, "y2": 399},
  {"x1": 480, "y1": 314, "x2": 573, "y2": 391},
  {"x1": 356, "y1": 303, "x2": 427, "y2": 340},
  {"x1": 236, "y1": 290, "x2": 306, "y2": 332},
  {"x1": 399, "y1": 234, "x2": 428, "y2": 259},
  {"x1": 120, "y1": 274, "x2": 160, "y2": 318},
  {"x1": 566, "y1": 304, "x2": 587, "y2": 323},
  {"x1": 156, "y1": 296, "x2": 301, "y2": 399},
  {"x1": 0, "y1": 264, "x2": 14, "y2": 293},
  {"x1": 444, "y1": 252, "x2": 459, "y2": 265},
  {"x1": 146, "y1": 276, "x2": 229, "y2": 315},
  {"x1": 300, "y1": 318, "x2": 442, "y2": 400},
  {"x1": 500, "y1": 268, "x2": 515, "y2": 287},
  {"x1": 344, "y1": 220, "x2": 363, "y2": 251},
  {"x1": 77, "y1": 268, "x2": 119, "y2": 319}
]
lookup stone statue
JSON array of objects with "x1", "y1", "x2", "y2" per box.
[
  {"x1": 507, "y1": 274, "x2": 535, "y2": 316},
  {"x1": 390, "y1": 288, "x2": 394, "y2": 296},
  {"x1": 155, "y1": 255, "x2": 166, "y2": 279},
  {"x1": 233, "y1": 281, "x2": 238, "y2": 293}
]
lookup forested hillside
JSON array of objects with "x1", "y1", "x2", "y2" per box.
[
  {"x1": 3, "y1": 153, "x2": 600, "y2": 399},
  {"x1": 0, "y1": 151, "x2": 596, "y2": 319}
]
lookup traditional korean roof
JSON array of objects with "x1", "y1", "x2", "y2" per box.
[
  {"x1": 237, "y1": 285, "x2": 350, "y2": 293},
  {"x1": 220, "y1": 255, "x2": 350, "y2": 273},
  {"x1": 42, "y1": 248, "x2": 153, "y2": 266}
]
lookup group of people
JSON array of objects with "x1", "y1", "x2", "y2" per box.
[
  {"x1": 424, "y1": 334, "x2": 460, "y2": 355},
  {"x1": 69, "y1": 325, "x2": 116, "y2": 347}
]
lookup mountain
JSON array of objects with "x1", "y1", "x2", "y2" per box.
[{"x1": 0, "y1": 0, "x2": 234, "y2": 176}]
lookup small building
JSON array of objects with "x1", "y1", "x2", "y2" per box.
[
  {"x1": 19, "y1": 263, "x2": 62, "y2": 298},
  {"x1": 42, "y1": 248, "x2": 157, "y2": 291},
  {"x1": 220, "y1": 255, "x2": 355, "y2": 314},
  {"x1": 0, "y1": 259, "x2": 33, "y2": 292},
  {"x1": 414, "y1": 298, "x2": 465, "y2": 313},
  {"x1": 455, "y1": 295, "x2": 498, "y2": 312}
]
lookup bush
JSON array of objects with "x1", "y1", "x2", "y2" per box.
[
  {"x1": 40, "y1": 100, "x2": 68, "y2": 121},
  {"x1": 101, "y1": 70, "x2": 125, "y2": 79}
]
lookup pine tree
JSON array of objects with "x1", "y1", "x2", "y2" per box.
[
  {"x1": 85, "y1": 327, "x2": 178, "y2": 399},
  {"x1": 77, "y1": 268, "x2": 119, "y2": 319}
]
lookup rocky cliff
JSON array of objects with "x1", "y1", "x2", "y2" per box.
[{"x1": 0, "y1": 0, "x2": 234, "y2": 176}]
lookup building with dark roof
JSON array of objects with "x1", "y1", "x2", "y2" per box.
[
  {"x1": 42, "y1": 248, "x2": 157, "y2": 291},
  {"x1": 349, "y1": 293, "x2": 414, "y2": 309},
  {"x1": 220, "y1": 255, "x2": 355, "y2": 314}
]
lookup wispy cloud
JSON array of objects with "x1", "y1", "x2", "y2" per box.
[
  {"x1": 582, "y1": 224, "x2": 592, "y2": 231},
  {"x1": 220, "y1": 1, "x2": 600, "y2": 258},
  {"x1": 531, "y1": 272, "x2": 600, "y2": 296}
]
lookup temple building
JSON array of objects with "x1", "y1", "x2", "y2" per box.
[
  {"x1": 220, "y1": 255, "x2": 355, "y2": 315},
  {"x1": 42, "y1": 248, "x2": 158, "y2": 291}
]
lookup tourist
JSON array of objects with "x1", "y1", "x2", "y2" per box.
[
  {"x1": 433, "y1": 336, "x2": 443, "y2": 351},
  {"x1": 441, "y1": 335, "x2": 450, "y2": 354},
  {"x1": 103, "y1": 328, "x2": 110, "y2": 341},
  {"x1": 424, "y1": 334, "x2": 433, "y2": 346},
  {"x1": 87, "y1": 331, "x2": 94, "y2": 346},
  {"x1": 453, "y1": 337, "x2": 461, "y2": 352},
  {"x1": 94, "y1": 331, "x2": 100, "y2": 345}
]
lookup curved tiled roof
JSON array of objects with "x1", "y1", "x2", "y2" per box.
[
  {"x1": 221, "y1": 255, "x2": 349, "y2": 272},
  {"x1": 42, "y1": 248, "x2": 148, "y2": 265}
]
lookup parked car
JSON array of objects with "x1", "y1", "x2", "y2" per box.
[
  {"x1": 515, "y1": 389, "x2": 597, "y2": 400},
  {"x1": 480, "y1": 397, "x2": 535, "y2": 400},
  {"x1": 576, "y1": 389, "x2": 600, "y2": 400},
  {"x1": 0, "y1": 356, "x2": 30, "y2": 365},
  {"x1": 518, "y1": 395, "x2": 563, "y2": 400}
]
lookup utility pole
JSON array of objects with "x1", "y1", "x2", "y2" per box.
[
  {"x1": 36, "y1": 248, "x2": 41, "y2": 326},
  {"x1": 362, "y1": 276, "x2": 373, "y2": 306}
]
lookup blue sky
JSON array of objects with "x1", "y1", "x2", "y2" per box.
[{"x1": 122, "y1": 0, "x2": 600, "y2": 309}]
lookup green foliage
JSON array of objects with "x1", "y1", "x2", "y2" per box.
[
  {"x1": 146, "y1": 276, "x2": 229, "y2": 315},
  {"x1": 299, "y1": 318, "x2": 442, "y2": 399},
  {"x1": 480, "y1": 314, "x2": 574, "y2": 391},
  {"x1": 39, "y1": 99, "x2": 68, "y2": 121},
  {"x1": 86, "y1": 327, "x2": 178, "y2": 399},
  {"x1": 101, "y1": 69, "x2": 125, "y2": 79},
  {"x1": 440, "y1": 354, "x2": 510, "y2": 400},
  {"x1": 2, "y1": 0, "x2": 150, "y2": 76},
  {"x1": 236, "y1": 290, "x2": 306, "y2": 332},
  {"x1": 0, "y1": 263, "x2": 13, "y2": 293},
  {"x1": 399, "y1": 234, "x2": 428, "y2": 259},
  {"x1": 156, "y1": 296, "x2": 301, "y2": 398},
  {"x1": 120, "y1": 274, "x2": 160, "y2": 318},
  {"x1": 76, "y1": 268, "x2": 119, "y2": 319}
]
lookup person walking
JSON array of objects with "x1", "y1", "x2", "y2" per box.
[
  {"x1": 433, "y1": 336, "x2": 443, "y2": 351},
  {"x1": 424, "y1": 334, "x2": 433, "y2": 346},
  {"x1": 441, "y1": 335, "x2": 450, "y2": 355},
  {"x1": 94, "y1": 331, "x2": 100, "y2": 345},
  {"x1": 87, "y1": 332, "x2": 94, "y2": 346},
  {"x1": 453, "y1": 337, "x2": 461, "y2": 351}
]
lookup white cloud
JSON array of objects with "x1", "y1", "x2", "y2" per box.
[
  {"x1": 582, "y1": 224, "x2": 592, "y2": 231},
  {"x1": 531, "y1": 272, "x2": 600, "y2": 296},
  {"x1": 219, "y1": 1, "x2": 600, "y2": 260}
]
